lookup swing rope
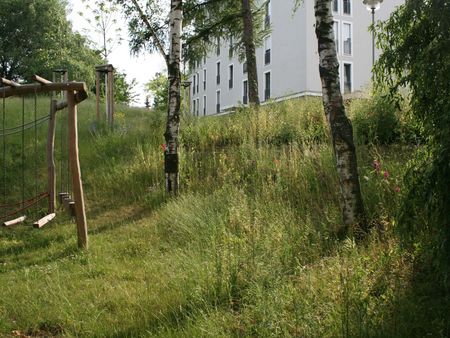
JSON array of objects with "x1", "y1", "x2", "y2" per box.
[
  {"x1": 34, "y1": 88, "x2": 38, "y2": 212},
  {"x1": 2, "y1": 87, "x2": 5, "y2": 206},
  {"x1": 21, "y1": 96, "x2": 25, "y2": 208},
  {"x1": 0, "y1": 91, "x2": 49, "y2": 222}
]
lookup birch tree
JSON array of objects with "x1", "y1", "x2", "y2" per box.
[
  {"x1": 117, "y1": 0, "x2": 182, "y2": 193},
  {"x1": 314, "y1": 0, "x2": 367, "y2": 238},
  {"x1": 184, "y1": 0, "x2": 268, "y2": 106}
]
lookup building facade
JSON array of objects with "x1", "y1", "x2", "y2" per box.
[{"x1": 189, "y1": 0, "x2": 403, "y2": 116}]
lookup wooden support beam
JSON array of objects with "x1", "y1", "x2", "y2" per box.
[
  {"x1": 55, "y1": 90, "x2": 88, "y2": 111},
  {"x1": 0, "y1": 78, "x2": 20, "y2": 87},
  {"x1": 47, "y1": 100, "x2": 57, "y2": 214},
  {"x1": 67, "y1": 90, "x2": 88, "y2": 249},
  {"x1": 3, "y1": 216, "x2": 26, "y2": 227},
  {"x1": 32, "y1": 75, "x2": 52, "y2": 85},
  {"x1": 33, "y1": 213, "x2": 56, "y2": 229},
  {"x1": 0, "y1": 82, "x2": 87, "y2": 99}
]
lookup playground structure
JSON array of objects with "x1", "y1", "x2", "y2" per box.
[
  {"x1": 0, "y1": 75, "x2": 89, "y2": 249},
  {"x1": 95, "y1": 64, "x2": 115, "y2": 128}
]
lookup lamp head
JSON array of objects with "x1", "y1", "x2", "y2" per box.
[{"x1": 363, "y1": 0, "x2": 383, "y2": 11}]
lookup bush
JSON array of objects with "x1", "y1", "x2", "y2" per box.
[{"x1": 349, "y1": 94, "x2": 401, "y2": 145}]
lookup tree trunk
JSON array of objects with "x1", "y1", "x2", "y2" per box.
[
  {"x1": 164, "y1": 0, "x2": 183, "y2": 194},
  {"x1": 241, "y1": 0, "x2": 260, "y2": 106},
  {"x1": 314, "y1": 0, "x2": 367, "y2": 238}
]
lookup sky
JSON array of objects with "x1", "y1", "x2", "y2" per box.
[{"x1": 67, "y1": 0, "x2": 166, "y2": 106}]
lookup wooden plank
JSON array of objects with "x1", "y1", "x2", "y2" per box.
[
  {"x1": 33, "y1": 213, "x2": 56, "y2": 229},
  {"x1": 67, "y1": 91, "x2": 88, "y2": 249},
  {"x1": 3, "y1": 215, "x2": 26, "y2": 227},
  {"x1": 32, "y1": 75, "x2": 52, "y2": 85},
  {"x1": 58, "y1": 192, "x2": 69, "y2": 203},
  {"x1": 0, "y1": 78, "x2": 20, "y2": 87},
  {"x1": 0, "y1": 82, "x2": 87, "y2": 99},
  {"x1": 47, "y1": 100, "x2": 57, "y2": 213}
]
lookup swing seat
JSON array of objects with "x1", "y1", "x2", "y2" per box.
[
  {"x1": 33, "y1": 213, "x2": 56, "y2": 229},
  {"x1": 3, "y1": 215, "x2": 27, "y2": 227}
]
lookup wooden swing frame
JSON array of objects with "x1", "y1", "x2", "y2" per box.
[{"x1": 0, "y1": 75, "x2": 89, "y2": 249}]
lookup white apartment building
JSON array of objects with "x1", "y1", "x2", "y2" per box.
[{"x1": 189, "y1": 0, "x2": 403, "y2": 116}]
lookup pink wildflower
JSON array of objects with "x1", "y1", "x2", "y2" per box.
[
  {"x1": 384, "y1": 170, "x2": 390, "y2": 179},
  {"x1": 394, "y1": 186, "x2": 400, "y2": 193},
  {"x1": 372, "y1": 159, "x2": 381, "y2": 173},
  {"x1": 162, "y1": 144, "x2": 167, "y2": 152}
]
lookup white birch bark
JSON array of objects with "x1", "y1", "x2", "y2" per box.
[
  {"x1": 164, "y1": 0, "x2": 183, "y2": 193},
  {"x1": 314, "y1": 0, "x2": 367, "y2": 238}
]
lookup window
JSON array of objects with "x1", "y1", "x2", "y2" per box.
[
  {"x1": 193, "y1": 99, "x2": 196, "y2": 115},
  {"x1": 196, "y1": 72, "x2": 199, "y2": 93},
  {"x1": 333, "y1": 21, "x2": 339, "y2": 53},
  {"x1": 243, "y1": 61, "x2": 248, "y2": 74},
  {"x1": 343, "y1": 0, "x2": 351, "y2": 15},
  {"x1": 243, "y1": 80, "x2": 248, "y2": 104},
  {"x1": 229, "y1": 36, "x2": 234, "y2": 59},
  {"x1": 203, "y1": 69, "x2": 206, "y2": 90},
  {"x1": 216, "y1": 62, "x2": 221, "y2": 85},
  {"x1": 264, "y1": 72, "x2": 271, "y2": 101},
  {"x1": 193, "y1": 74, "x2": 196, "y2": 94},
  {"x1": 343, "y1": 63, "x2": 352, "y2": 94},
  {"x1": 229, "y1": 64, "x2": 234, "y2": 89},
  {"x1": 216, "y1": 90, "x2": 221, "y2": 114},
  {"x1": 265, "y1": 0, "x2": 271, "y2": 28},
  {"x1": 196, "y1": 98, "x2": 200, "y2": 116},
  {"x1": 203, "y1": 95, "x2": 207, "y2": 116},
  {"x1": 264, "y1": 36, "x2": 272, "y2": 65},
  {"x1": 216, "y1": 37, "x2": 221, "y2": 56},
  {"x1": 332, "y1": 0, "x2": 338, "y2": 13},
  {"x1": 343, "y1": 23, "x2": 352, "y2": 55}
]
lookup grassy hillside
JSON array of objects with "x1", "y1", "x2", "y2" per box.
[{"x1": 0, "y1": 96, "x2": 448, "y2": 337}]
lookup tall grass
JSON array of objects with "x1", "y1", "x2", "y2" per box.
[{"x1": 0, "y1": 96, "x2": 447, "y2": 337}]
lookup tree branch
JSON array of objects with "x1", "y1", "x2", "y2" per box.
[{"x1": 129, "y1": 0, "x2": 169, "y2": 64}]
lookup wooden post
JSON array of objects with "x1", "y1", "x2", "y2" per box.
[
  {"x1": 63, "y1": 71, "x2": 68, "y2": 99},
  {"x1": 96, "y1": 71, "x2": 100, "y2": 123},
  {"x1": 104, "y1": 73, "x2": 109, "y2": 122},
  {"x1": 67, "y1": 91, "x2": 88, "y2": 249},
  {"x1": 47, "y1": 100, "x2": 57, "y2": 213},
  {"x1": 109, "y1": 69, "x2": 114, "y2": 128}
]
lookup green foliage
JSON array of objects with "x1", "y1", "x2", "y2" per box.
[
  {"x1": 0, "y1": 0, "x2": 103, "y2": 87},
  {"x1": 183, "y1": 0, "x2": 270, "y2": 66},
  {"x1": 348, "y1": 94, "x2": 400, "y2": 145},
  {"x1": 375, "y1": 0, "x2": 450, "y2": 277},
  {"x1": 79, "y1": 0, "x2": 123, "y2": 60},
  {"x1": 146, "y1": 72, "x2": 169, "y2": 111},
  {"x1": 114, "y1": 71, "x2": 138, "y2": 104}
]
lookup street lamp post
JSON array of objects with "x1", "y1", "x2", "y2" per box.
[{"x1": 363, "y1": 0, "x2": 383, "y2": 66}]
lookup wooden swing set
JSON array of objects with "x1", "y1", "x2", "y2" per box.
[{"x1": 0, "y1": 74, "x2": 89, "y2": 249}]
